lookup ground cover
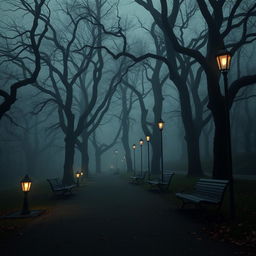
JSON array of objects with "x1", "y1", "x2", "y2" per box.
[
  {"x1": 136, "y1": 173, "x2": 256, "y2": 254},
  {"x1": 0, "y1": 181, "x2": 57, "y2": 240}
]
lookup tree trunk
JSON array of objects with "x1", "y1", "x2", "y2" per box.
[
  {"x1": 178, "y1": 85, "x2": 203, "y2": 176},
  {"x1": 212, "y1": 109, "x2": 229, "y2": 179},
  {"x1": 208, "y1": 78, "x2": 230, "y2": 179},
  {"x1": 62, "y1": 131, "x2": 76, "y2": 185},
  {"x1": 151, "y1": 71, "x2": 163, "y2": 175},
  {"x1": 95, "y1": 149, "x2": 102, "y2": 174},
  {"x1": 121, "y1": 121, "x2": 132, "y2": 172},
  {"x1": 150, "y1": 127, "x2": 161, "y2": 175},
  {"x1": 81, "y1": 131, "x2": 90, "y2": 176}
]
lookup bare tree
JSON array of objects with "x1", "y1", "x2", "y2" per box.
[{"x1": 0, "y1": 0, "x2": 48, "y2": 118}]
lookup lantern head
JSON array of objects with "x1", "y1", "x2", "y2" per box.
[
  {"x1": 139, "y1": 139, "x2": 144, "y2": 146},
  {"x1": 216, "y1": 49, "x2": 232, "y2": 73},
  {"x1": 132, "y1": 144, "x2": 136, "y2": 150},
  {"x1": 158, "y1": 119, "x2": 165, "y2": 131},
  {"x1": 146, "y1": 136, "x2": 150, "y2": 142},
  {"x1": 75, "y1": 171, "x2": 80, "y2": 178},
  {"x1": 21, "y1": 175, "x2": 32, "y2": 192}
]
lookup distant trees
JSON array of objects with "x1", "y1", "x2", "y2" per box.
[
  {"x1": 0, "y1": 0, "x2": 48, "y2": 119},
  {"x1": 32, "y1": 0, "x2": 132, "y2": 184},
  {"x1": 91, "y1": 121, "x2": 122, "y2": 174}
]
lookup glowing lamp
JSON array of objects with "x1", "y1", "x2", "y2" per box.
[
  {"x1": 75, "y1": 171, "x2": 80, "y2": 187},
  {"x1": 132, "y1": 144, "x2": 136, "y2": 150},
  {"x1": 21, "y1": 175, "x2": 32, "y2": 192},
  {"x1": 139, "y1": 139, "x2": 144, "y2": 146},
  {"x1": 216, "y1": 49, "x2": 231, "y2": 72},
  {"x1": 158, "y1": 119, "x2": 165, "y2": 131},
  {"x1": 146, "y1": 136, "x2": 150, "y2": 142},
  {"x1": 20, "y1": 174, "x2": 32, "y2": 215}
]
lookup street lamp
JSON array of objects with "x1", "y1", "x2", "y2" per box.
[
  {"x1": 80, "y1": 170, "x2": 84, "y2": 182},
  {"x1": 146, "y1": 135, "x2": 151, "y2": 180},
  {"x1": 132, "y1": 144, "x2": 136, "y2": 175},
  {"x1": 20, "y1": 175, "x2": 32, "y2": 215},
  {"x1": 139, "y1": 139, "x2": 144, "y2": 176},
  {"x1": 75, "y1": 171, "x2": 80, "y2": 187},
  {"x1": 216, "y1": 49, "x2": 234, "y2": 218},
  {"x1": 114, "y1": 150, "x2": 118, "y2": 171},
  {"x1": 158, "y1": 119, "x2": 165, "y2": 183}
]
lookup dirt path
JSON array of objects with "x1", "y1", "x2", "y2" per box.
[{"x1": 1, "y1": 174, "x2": 239, "y2": 256}]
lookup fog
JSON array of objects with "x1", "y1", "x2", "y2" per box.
[{"x1": 0, "y1": 0, "x2": 256, "y2": 188}]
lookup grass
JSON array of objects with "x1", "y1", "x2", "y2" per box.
[
  {"x1": 0, "y1": 181, "x2": 57, "y2": 240},
  {"x1": 126, "y1": 172, "x2": 256, "y2": 252}
]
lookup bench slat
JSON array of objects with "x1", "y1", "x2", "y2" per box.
[{"x1": 176, "y1": 178, "x2": 229, "y2": 209}]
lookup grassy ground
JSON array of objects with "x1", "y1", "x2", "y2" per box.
[
  {"x1": 125, "y1": 172, "x2": 256, "y2": 252},
  {"x1": 0, "y1": 181, "x2": 58, "y2": 240}
]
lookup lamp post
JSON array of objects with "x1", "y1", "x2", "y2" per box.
[
  {"x1": 114, "y1": 150, "x2": 118, "y2": 171},
  {"x1": 20, "y1": 175, "x2": 32, "y2": 215},
  {"x1": 132, "y1": 144, "x2": 136, "y2": 176},
  {"x1": 139, "y1": 139, "x2": 144, "y2": 176},
  {"x1": 158, "y1": 119, "x2": 165, "y2": 183},
  {"x1": 146, "y1": 135, "x2": 151, "y2": 180},
  {"x1": 216, "y1": 49, "x2": 235, "y2": 218},
  {"x1": 75, "y1": 171, "x2": 80, "y2": 187},
  {"x1": 80, "y1": 170, "x2": 84, "y2": 182}
]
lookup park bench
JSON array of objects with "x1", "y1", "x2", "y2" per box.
[
  {"x1": 147, "y1": 171, "x2": 175, "y2": 191},
  {"x1": 176, "y1": 178, "x2": 229, "y2": 209},
  {"x1": 47, "y1": 178, "x2": 76, "y2": 195},
  {"x1": 129, "y1": 171, "x2": 147, "y2": 184}
]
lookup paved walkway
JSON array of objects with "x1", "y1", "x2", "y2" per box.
[{"x1": 2, "y1": 174, "x2": 239, "y2": 256}]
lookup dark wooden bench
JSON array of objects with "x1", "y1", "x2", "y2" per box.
[
  {"x1": 147, "y1": 171, "x2": 175, "y2": 191},
  {"x1": 176, "y1": 178, "x2": 229, "y2": 209},
  {"x1": 47, "y1": 178, "x2": 76, "y2": 195},
  {"x1": 129, "y1": 171, "x2": 147, "y2": 184}
]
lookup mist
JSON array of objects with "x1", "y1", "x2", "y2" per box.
[{"x1": 0, "y1": 1, "x2": 256, "y2": 255}]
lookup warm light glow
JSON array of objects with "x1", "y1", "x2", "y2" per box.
[
  {"x1": 80, "y1": 171, "x2": 84, "y2": 176},
  {"x1": 216, "y1": 50, "x2": 231, "y2": 72},
  {"x1": 139, "y1": 139, "x2": 144, "y2": 146},
  {"x1": 75, "y1": 171, "x2": 80, "y2": 178},
  {"x1": 158, "y1": 119, "x2": 165, "y2": 130},
  {"x1": 21, "y1": 175, "x2": 32, "y2": 192},
  {"x1": 146, "y1": 136, "x2": 150, "y2": 142},
  {"x1": 132, "y1": 144, "x2": 136, "y2": 150}
]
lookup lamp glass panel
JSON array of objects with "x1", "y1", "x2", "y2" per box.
[
  {"x1": 158, "y1": 121, "x2": 164, "y2": 130},
  {"x1": 216, "y1": 53, "x2": 231, "y2": 71},
  {"x1": 21, "y1": 181, "x2": 32, "y2": 192}
]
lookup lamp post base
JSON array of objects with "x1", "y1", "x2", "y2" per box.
[{"x1": 0, "y1": 209, "x2": 46, "y2": 219}]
